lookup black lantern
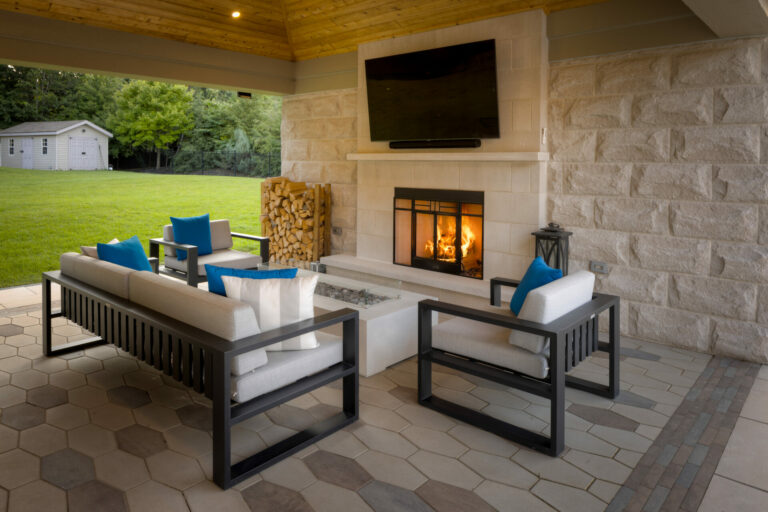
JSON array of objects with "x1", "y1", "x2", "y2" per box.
[{"x1": 532, "y1": 223, "x2": 572, "y2": 275}]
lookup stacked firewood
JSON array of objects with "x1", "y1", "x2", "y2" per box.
[{"x1": 260, "y1": 177, "x2": 331, "y2": 268}]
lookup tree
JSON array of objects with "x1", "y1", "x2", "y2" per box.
[{"x1": 108, "y1": 80, "x2": 194, "y2": 169}]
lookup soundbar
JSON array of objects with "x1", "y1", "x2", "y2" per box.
[{"x1": 389, "y1": 139, "x2": 481, "y2": 149}]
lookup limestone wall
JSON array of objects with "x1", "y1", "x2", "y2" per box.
[
  {"x1": 281, "y1": 89, "x2": 358, "y2": 254},
  {"x1": 548, "y1": 37, "x2": 768, "y2": 362}
]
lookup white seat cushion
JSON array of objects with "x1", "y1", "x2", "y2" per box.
[
  {"x1": 434, "y1": 317, "x2": 549, "y2": 379},
  {"x1": 165, "y1": 249, "x2": 262, "y2": 276},
  {"x1": 231, "y1": 332, "x2": 343, "y2": 403},
  {"x1": 509, "y1": 270, "x2": 595, "y2": 354}
]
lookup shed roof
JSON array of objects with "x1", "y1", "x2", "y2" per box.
[{"x1": 0, "y1": 120, "x2": 113, "y2": 138}]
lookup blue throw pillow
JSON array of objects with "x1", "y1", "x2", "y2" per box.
[
  {"x1": 170, "y1": 214, "x2": 212, "y2": 261},
  {"x1": 97, "y1": 235, "x2": 153, "y2": 272},
  {"x1": 509, "y1": 257, "x2": 563, "y2": 315},
  {"x1": 205, "y1": 265, "x2": 298, "y2": 296}
]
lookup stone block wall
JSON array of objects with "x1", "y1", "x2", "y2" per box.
[
  {"x1": 549, "y1": 37, "x2": 768, "y2": 362},
  {"x1": 281, "y1": 88, "x2": 358, "y2": 254}
]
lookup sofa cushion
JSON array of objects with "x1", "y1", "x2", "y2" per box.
[
  {"x1": 509, "y1": 257, "x2": 562, "y2": 315},
  {"x1": 60, "y1": 252, "x2": 134, "y2": 299},
  {"x1": 128, "y1": 271, "x2": 266, "y2": 375},
  {"x1": 223, "y1": 275, "x2": 319, "y2": 352},
  {"x1": 508, "y1": 270, "x2": 596, "y2": 353},
  {"x1": 231, "y1": 332, "x2": 342, "y2": 403},
  {"x1": 165, "y1": 250, "x2": 263, "y2": 277},
  {"x1": 81, "y1": 238, "x2": 119, "y2": 258},
  {"x1": 97, "y1": 236, "x2": 153, "y2": 272},
  {"x1": 205, "y1": 265, "x2": 297, "y2": 296},
  {"x1": 171, "y1": 214, "x2": 212, "y2": 261},
  {"x1": 434, "y1": 317, "x2": 548, "y2": 379}
]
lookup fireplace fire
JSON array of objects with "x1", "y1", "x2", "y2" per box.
[{"x1": 394, "y1": 188, "x2": 483, "y2": 279}]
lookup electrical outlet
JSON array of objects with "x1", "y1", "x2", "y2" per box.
[
  {"x1": 589, "y1": 261, "x2": 609, "y2": 274},
  {"x1": 332, "y1": 226, "x2": 342, "y2": 236},
  {"x1": 541, "y1": 127, "x2": 548, "y2": 145}
]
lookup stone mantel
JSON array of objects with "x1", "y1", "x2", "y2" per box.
[{"x1": 347, "y1": 152, "x2": 549, "y2": 162}]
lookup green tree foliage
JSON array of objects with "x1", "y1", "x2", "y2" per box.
[{"x1": 107, "y1": 81, "x2": 194, "y2": 169}]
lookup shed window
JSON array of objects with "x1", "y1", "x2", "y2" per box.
[
  {"x1": 9, "y1": 139, "x2": 13, "y2": 155},
  {"x1": 42, "y1": 138, "x2": 48, "y2": 155}
]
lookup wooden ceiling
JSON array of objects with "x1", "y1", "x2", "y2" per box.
[{"x1": 0, "y1": 0, "x2": 609, "y2": 61}]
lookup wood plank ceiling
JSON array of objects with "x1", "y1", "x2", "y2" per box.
[{"x1": 0, "y1": 0, "x2": 609, "y2": 61}]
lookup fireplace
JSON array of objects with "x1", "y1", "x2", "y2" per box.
[{"x1": 393, "y1": 188, "x2": 483, "y2": 279}]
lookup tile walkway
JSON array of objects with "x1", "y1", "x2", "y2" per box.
[{"x1": 0, "y1": 283, "x2": 766, "y2": 511}]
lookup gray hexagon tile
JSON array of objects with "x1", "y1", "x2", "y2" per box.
[
  {"x1": 67, "y1": 424, "x2": 118, "y2": 458},
  {"x1": 94, "y1": 450, "x2": 150, "y2": 491},
  {"x1": 116, "y1": 424, "x2": 168, "y2": 458},
  {"x1": 91, "y1": 403, "x2": 136, "y2": 431},
  {"x1": 304, "y1": 450, "x2": 372, "y2": 491},
  {"x1": 108, "y1": 385, "x2": 152, "y2": 408},
  {"x1": 41, "y1": 448, "x2": 95, "y2": 490},
  {"x1": 48, "y1": 369, "x2": 86, "y2": 389},
  {"x1": 1, "y1": 403, "x2": 45, "y2": 430},
  {"x1": 134, "y1": 404, "x2": 181, "y2": 432},
  {"x1": 0, "y1": 449, "x2": 39, "y2": 489},
  {"x1": 19, "y1": 424, "x2": 66, "y2": 456},
  {"x1": 46, "y1": 403, "x2": 89, "y2": 430},
  {"x1": 358, "y1": 480, "x2": 432, "y2": 512},
  {"x1": 415, "y1": 480, "x2": 496, "y2": 512},
  {"x1": 241, "y1": 480, "x2": 313, "y2": 512},
  {"x1": 0, "y1": 424, "x2": 19, "y2": 453},
  {"x1": 146, "y1": 450, "x2": 205, "y2": 490},
  {"x1": 68, "y1": 480, "x2": 127, "y2": 512},
  {"x1": 355, "y1": 450, "x2": 427, "y2": 491},
  {"x1": 26, "y1": 384, "x2": 67, "y2": 408},
  {"x1": 8, "y1": 480, "x2": 66, "y2": 512}
]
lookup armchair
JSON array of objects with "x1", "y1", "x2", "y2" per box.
[
  {"x1": 418, "y1": 271, "x2": 620, "y2": 456},
  {"x1": 150, "y1": 219, "x2": 270, "y2": 287}
]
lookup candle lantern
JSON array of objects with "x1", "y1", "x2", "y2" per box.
[{"x1": 532, "y1": 223, "x2": 572, "y2": 275}]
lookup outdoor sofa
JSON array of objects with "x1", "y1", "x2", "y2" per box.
[
  {"x1": 42, "y1": 252, "x2": 358, "y2": 489},
  {"x1": 418, "y1": 271, "x2": 620, "y2": 456}
]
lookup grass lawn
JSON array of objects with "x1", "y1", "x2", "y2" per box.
[{"x1": 0, "y1": 167, "x2": 264, "y2": 288}]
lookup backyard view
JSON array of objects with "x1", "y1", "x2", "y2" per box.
[{"x1": 0, "y1": 167, "x2": 264, "y2": 287}]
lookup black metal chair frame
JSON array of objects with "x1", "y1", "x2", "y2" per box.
[
  {"x1": 149, "y1": 231, "x2": 270, "y2": 287},
  {"x1": 418, "y1": 277, "x2": 620, "y2": 456},
  {"x1": 42, "y1": 270, "x2": 358, "y2": 489}
]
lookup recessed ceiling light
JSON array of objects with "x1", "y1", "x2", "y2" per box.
[{"x1": 231, "y1": 11, "x2": 240, "y2": 18}]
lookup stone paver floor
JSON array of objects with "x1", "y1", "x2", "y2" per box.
[{"x1": 0, "y1": 283, "x2": 765, "y2": 511}]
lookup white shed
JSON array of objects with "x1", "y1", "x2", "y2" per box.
[{"x1": 0, "y1": 120, "x2": 112, "y2": 170}]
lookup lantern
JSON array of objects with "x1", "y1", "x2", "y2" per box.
[{"x1": 532, "y1": 223, "x2": 572, "y2": 275}]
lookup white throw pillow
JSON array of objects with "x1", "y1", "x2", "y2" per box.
[
  {"x1": 508, "y1": 271, "x2": 596, "y2": 353},
  {"x1": 222, "y1": 274, "x2": 319, "y2": 351},
  {"x1": 80, "y1": 238, "x2": 119, "y2": 258}
]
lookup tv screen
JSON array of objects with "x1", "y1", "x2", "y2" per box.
[{"x1": 365, "y1": 39, "x2": 499, "y2": 143}]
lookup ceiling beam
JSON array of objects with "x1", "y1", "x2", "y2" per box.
[{"x1": 682, "y1": 0, "x2": 768, "y2": 37}]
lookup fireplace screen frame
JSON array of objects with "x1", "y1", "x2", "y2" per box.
[{"x1": 393, "y1": 187, "x2": 484, "y2": 280}]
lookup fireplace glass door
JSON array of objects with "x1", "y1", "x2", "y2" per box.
[{"x1": 394, "y1": 188, "x2": 483, "y2": 279}]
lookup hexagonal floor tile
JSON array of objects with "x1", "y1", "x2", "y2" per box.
[
  {"x1": 0, "y1": 355, "x2": 32, "y2": 373},
  {"x1": 68, "y1": 480, "x2": 127, "y2": 512},
  {"x1": 11, "y1": 315, "x2": 39, "y2": 327},
  {"x1": 9, "y1": 480, "x2": 66, "y2": 512},
  {"x1": 68, "y1": 357, "x2": 103, "y2": 375},
  {"x1": 1, "y1": 403, "x2": 45, "y2": 430},
  {"x1": 102, "y1": 357, "x2": 139, "y2": 375},
  {"x1": 0, "y1": 344, "x2": 17, "y2": 358},
  {"x1": 26, "y1": 384, "x2": 67, "y2": 408},
  {"x1": 0, "y1": 324, "x2": 24, "y2": 336},
  {"x1": 124, "y1": 370, "x2": 164, "y2": 390},
  {"x1": 149, "y1": 386, "x2": 193, "y2": 410},
  {"x1": 146, "y1": 450, "x2": 205, "y2": 490},
  {"x1": 68, "y1": 424, "x2": 118, "y2": 458},
  {"x1": 94, "y1": 450, "x2": 150, "y2": 491},
  {"x1": 135, "y1": 403, "x2": 181, "y2": 432},
  {"x1": 87, "y1": 370, "x2": 124, "y2": 390},
  {"x1": 416, "y1": 480, "x2": 497, "y2": 512},
  {"x1": 32, "y1": 357, "x2": 68, "y2": 374},
  {"x1": 185, "y1": 480, "x2": 251, "y2": 512},
  {"x1": 20, "y1": 424, "x2": 67, "y2": 456},
  {"x1": 126, "y1": 480, "x2": 188, "y2": 512},
  {"x1": 116, "y1": 424, "x2": 168, "y2": 458},
  {"x1": 49, "y1": 369, "x2": 87, "y2": 390},
  {"x1": 163, "y1": 425, "x2": 212, "y2": 458},
  {"x1": 17, "y1": 343, "x2": 44, "y2": 359},
  {"x1": 107, "y1": 385, "x2": 151, "y2": 408},
  {"x1": 46, "y1": 403, "x2": 90, "y2": 430},
  {"x1": 9, "y1": 369, "x2": 47, "y2": 389},
  {"x1": 303, "y1": 450, "x2": 372, "y2": 491},
  {"x1": 0, "y1": 449, "x2": 40, "y2": 489},
  {"x1": 5, "y1": 333, "x2": 36, "y2": 347},
  {"x1": 83, "y1": 345, "x2": 118, "y2": 360},
  {"x1": 241, "y1": 480, "x2": 313, "y2": 511},
  {"x1": 41, "y1": 448, "x2": 96, "y2": 490},
  {"x1": 91, "y1": 403, "x2": 136, "y2": 431},
  {"x1": 177, "y1": 404, "x2": 212, "y2": 431},
  {"x1": 68, "y1": 385, "x2": 108, "y2": 408},
  {"x1": 0, "y1": 384, "x2": 26, "y2": 408},
  {"x1": 359, "y1": 480, "x2": 433, "y2": 512}
]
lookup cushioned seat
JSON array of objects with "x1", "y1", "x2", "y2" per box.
[
  {"x1": 433, "y1": 317, "x2": 548, "y2": 379},
  {"x1": 60, "y1": 252, "x2": 134, "y2": 299},
  {"x1": 231, "y1": 332, "x2": 343, "y2": 403},
  {"x1": 164, "y1": 249, "x2": 262, "y2": 276}
]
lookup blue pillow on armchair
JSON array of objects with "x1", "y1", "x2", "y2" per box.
[
  {"x1": 97, "y1": 235, "x2": 153, "y2": 272},
  {"x1": 205, "y1": 265, "x2": 298, "y2": 296},
  {"x1": 509, "y1": 256, "x2": 563, "y2": 315},
  {"x1": 170, "y1": 214, "x2": 212, "y2": 261}
]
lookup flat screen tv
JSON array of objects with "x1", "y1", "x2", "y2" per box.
[{"x1": 365, "y1": 39, "x2": 499, "y2": 145}]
